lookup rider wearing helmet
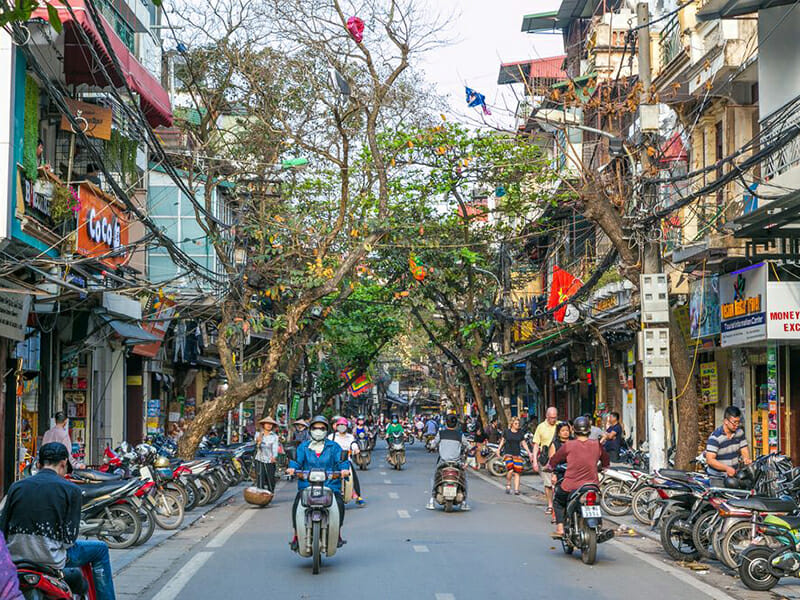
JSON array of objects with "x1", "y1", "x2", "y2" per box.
[
  {"x1": 426, "y1": 414, "x2": 472, "y2": 511},
  {"x1": 286, "y1": 416, "x2": 350, "y2": 549},
  {"x1": 328, "y1": 417, "x2": 365, "y2": 506},
  {"x1": 546, "y1": 416, "x2": 609, "y2": 538}
]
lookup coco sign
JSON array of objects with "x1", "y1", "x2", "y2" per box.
[{"x1": 76, "y1": 183, "x2": 128, "y2": 267}]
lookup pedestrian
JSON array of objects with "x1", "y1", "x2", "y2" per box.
[
  {"x1": 255, "y1": 417, "x2": 280, "y2": 493},
  {"x1": 495, "y1": 416, "x2": 533, "y2": 495},
  {"x1": 532, "y1": 406, "x2": 558, "y2": 516},
  {"x1": 42, "y1": 411, "x2": 83, "y2": 471},
  {"x1": 484, "y1": 417, "x2": 500, "y2": 444},
  {"x1": 547, "y1": 421, "x2": 572, "y2": 522},
  {"x1": 474, "y1": 418, "x2": 488, "y2": 470},
  {"x1": 603, "y1": 411, "x2": 623, "y2": 463},
  {"x1": 585, "y1": 413, "x2": 603, "y2": 441},
  {"x1": 0, "y1": 532, "x2": 22, "y2": 599}
]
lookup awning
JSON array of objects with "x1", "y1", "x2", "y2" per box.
[
  {"x1": 521, "y1": 11, "x2": 560, "y2": 33},
  {"x1": 101, "y1": 315, "x2": 161, "y2": 345},
  {"x1": 498, "y1": 55, "x2": 567, "y2": 85},
  {"x1": 696, "y1": 0, "x2": 792, "y2": 20},
  {"x1": 32, "y1": 0, "x2": 172, "y2": 128}
]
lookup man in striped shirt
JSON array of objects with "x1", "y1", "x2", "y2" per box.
[{"x1": 705, "y1": 406, "x2": 751, "y2": 477}]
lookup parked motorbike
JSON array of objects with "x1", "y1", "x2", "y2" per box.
[
  {"x1": 292, "y1": 470, "x2": 343, "y2": 574},
  {"x1": 16, "y1": 561, "x2": 96, "y2": 600},
  {"x1": 432, "y1": 461, "x2": 467, "y2": 512},
  {"x1": 387, "y1": 432, "x2": 406, "y2": 470},
  {"x1": 78, "y1": 478, "x2": 143, "y2": 550},
  {"x1": 354, "y1": 432, "x2": 371, "y2": 470}
]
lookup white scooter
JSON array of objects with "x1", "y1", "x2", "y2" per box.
[{"x1": 293, "y1": 470, "x2": 342, "y2": 574}]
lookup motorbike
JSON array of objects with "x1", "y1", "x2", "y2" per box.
[
  {"x1": 16, "y1": 561, "x2": 96, "y2": 600},
  {"x1": 292, "y1": 470, "x2": 343, "y2": 574},
  {"x1": 424, "y1": 434, "x2": 438, "y2": 453},
  {"x1": 387, "y1": 432, "x2": 406, "y2": 470},
  {"x1": 554, "y1": 467, "x2": 614, "y2": 564},
  {"x1": 432, "y1": 461, "x2": 467, "y2": 512},
  {"x1": 78, "y1": 478, "x2": 143, "y2": 550},
  {"x1": 354, "y1": 432, "x2": 372, "y2": 470}
]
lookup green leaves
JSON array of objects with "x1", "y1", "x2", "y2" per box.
[{"x1": 46, "y1": 2, "x2": 62, "y2": 32}]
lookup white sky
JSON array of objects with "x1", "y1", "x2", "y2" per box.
[{"x1": 417, "y1": 0, "x2": 564, "y2": 130}]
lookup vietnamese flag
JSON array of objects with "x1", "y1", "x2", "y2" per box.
[{"x1": 547, "y1": 266, "x2": 582, "y2": 322}]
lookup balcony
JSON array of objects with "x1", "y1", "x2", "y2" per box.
[
  {"x1": 659, "y1": 15, "x2": 685, "y2": 68},
  {"x1": 761, "y1": 97, "x2": 800, "y2": 182}
]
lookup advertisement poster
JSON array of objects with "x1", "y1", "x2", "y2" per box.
[
  {"x1": 276, "y1": 403, "x2": 288, "y2": 427},
  {"x1": 699, "y1": 362, "x2": 719, "y2": 405},
  {"x1": 690, "y1": 274, "x2": 720, "y2": 339},
  {"x1": 766, "y1": 282, "x2": 800, "y2": 339},
  {"x1": 720, "y1": 263, "x2": 767, "y2": 347},
  {"x1": 767, "y1": 343, "x2": 779, "y2": 453},
  {"x1": 290, "y1": 394, "x2": 301, "y2": 420}
]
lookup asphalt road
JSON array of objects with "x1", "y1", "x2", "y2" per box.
[{"x1": 131, "y1": 443, "x2": 737, "y2": 600}]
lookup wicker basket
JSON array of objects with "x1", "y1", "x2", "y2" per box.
[{"x1": 243, "y1": 486, "x2": 274, "y2": 507}]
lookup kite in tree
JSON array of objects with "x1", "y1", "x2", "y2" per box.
[
  {"x1": 465, "y1": 86, "x2": 491, "y2": 115},
  {"x1": 546, "y1": 266, "x2": 582, "y2": 322},
  {"x1": 409, "y1": 253, "x2": 427, "y2": 282},
  {"x1": 347, "y1": 16, "x2": 364, "y2": 42}
]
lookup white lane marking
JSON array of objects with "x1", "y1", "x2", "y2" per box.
[
  {"x1": 435, "y1": 594, "x2": 455, "y2": 600},
  {"x1": 413, "y1": 545, "x2": 429, "y2": 553},
  {"x1": 150, "y1": 551, "x2": 213, "y2": 600},
  {"x1": 206, "y1": 509, "x2": 256, "y2": 548},
  {"x1": 384, "y1": 479, "x2": 392, "y2": 484},
  {"x1": 611, "y1": 541, "x2": 737, "y2": 600},
  {"x1": 397, "y1": 509, "x2": 410, "y2": 518},
  {"x1": 389, "y1": 492, "x2": 399, "y2": 499},
  {"x1": 380, "y1": 471, "x2": 387, "y2": 475}
]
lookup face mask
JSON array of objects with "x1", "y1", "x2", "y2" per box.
[
  {"x1": 392, "y1": 419, "x2": 398, "y2": 424},
  {"x1": 336, "y1": 425, "x2": 347, "y2": 433},
  {"x1": 310, "y1": 429, "x2": 327, "y2": 441}
]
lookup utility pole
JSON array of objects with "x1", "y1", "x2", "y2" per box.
[{"x1": 637, "y1": 2, "x2": 669, "y2": 471}]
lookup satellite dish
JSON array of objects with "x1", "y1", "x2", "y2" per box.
[
  {"x1": 562, "y1": 304, "x2": 580, "y2": 324},
  {"x1": 328, "y1": 66, "x2": 351, "y2": 100}
]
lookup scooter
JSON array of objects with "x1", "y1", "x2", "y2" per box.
[
  {"x1": 16, "y1": 561, "x2": 96, "y2": 599},
  {"x1": 78, "y1": 478, "x2": 143, "y2": 550},
  {"x1": 292, "y1": 470, "x2": 342, "y2": 574},
  {"x1": 386, "y1": 432, "x2": 406, "y2": 470},
  {"x1": 554, "y1": 467, "x2": 614, "y2": 564},
  {"x1": 354, "y1": 432, "x2": 371, "y2": 470},
  {"x1": 432, "y1": 461, "x2": 467, "y2": 512},
  {"x1": 425, "y1": 434, "x2": 438, "y2": 453}
]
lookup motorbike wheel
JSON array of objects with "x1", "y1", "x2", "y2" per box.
[
  {"x1": 444, "y1": 500, "x2": 453, "y2": 513},
  {"x1": 600, "y1": 482, "x2": 631, "y2": 517},
  {"x1": 209, "y1": 472, "x2": 227, "y2": 502},
  {"x1": 312, "y1": 521, "x2": 322, "y2": 575},
  {"x1": 720, "y1": 521, "x2": 756, "y2": 569},
  {"x1": 488, "y1": 458, "x2": 506, "y2": 478},
  {"x1": 631, "y1": 487, "x2": 658, "y2": 526},
  {"x1": 153, "y1": 491, "x2": 185, "y2": 530},
  {"x1": 581, "y1": 524, "x2": 598, "y2": 565},
  {"x1": 183, "y1": 479, "x2": 199, "y2": 512},
  {"x1": 407, "y1": 436, "x2": 414, "y2": 446},
  {"x1": 691, "y1": 510, "x2": 717, "y2": 560},
  {"x1": 134, "y1": 506, "x2": 156, "y2": 546},
  {"x1": 165, "y1": 481, "x2": 189, "y2": 508},
  {"x1": 195, "y1": 477, "x2": 213, "y2": 507},
  {"x1": 739, "y1": 545, "x2": 779, "y2": 591},
  {"x1": 660, "y1": 512, "x2": 699, "y2": 561},
  {"x1": 98, "y1": 504, "x2": 142, "y2": 549}
]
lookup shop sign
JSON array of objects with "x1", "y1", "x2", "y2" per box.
[
  {"x1": 720, "y1": 263, "x2": 767, "y2": 347},
  {"x1": 766, "y1": 282, "x2": 800, "y2": 338},
  {"x1": 0, "y1": 280, "x2": 32, "y2": 342},
  {"x1": 132, "y1": 296, "x2": 176, "y2": 358},
  {"x1": 76, "y1": 184, "x2": 129, "y2": 267},
  {"x1": 690, "y1": 274, "x2": 720, "y2": 339},
  {"x1": 699, "y1": 362, "x2": 718, "y2": 405},
  {"x1": 59, "y1": 99, "x2": 112, "y2": 140}
]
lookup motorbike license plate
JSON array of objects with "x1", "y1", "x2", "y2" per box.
[
  {"x1": 581, "y1": 505, "x2": 602, "y2": 519},
  {"x1": 443, "y1": 485, "x2": 457, "y2": 499}
]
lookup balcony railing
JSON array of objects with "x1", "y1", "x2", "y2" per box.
[
  {"x1": 761, "y1": 101, "x2": 800, "y2": 181},
  {"x1": 659, "y1": 15, "x2": 684, "y2": 68}
]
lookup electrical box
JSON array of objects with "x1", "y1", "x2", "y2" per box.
[
  {"x1": 640, "y1": 273, "x2": 669, "y2": 323},
  {"x1": 638, "y1": 328, "x2": 670, "y2": 378},
  {"x1": 639, "y1": 104, "x2": 659, "y2": 133}
]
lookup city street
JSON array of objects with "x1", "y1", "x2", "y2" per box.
[{"x1": 114, "y1": 445, "x2": 757, "y2": 600}]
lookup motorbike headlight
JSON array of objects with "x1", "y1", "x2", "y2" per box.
[{"x1": 308, "y1": 471, "x2": 326, "y2": 483}]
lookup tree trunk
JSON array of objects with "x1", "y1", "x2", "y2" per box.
[{"x1": 669, "y1": 318, "x2": 700, "y2": 469}]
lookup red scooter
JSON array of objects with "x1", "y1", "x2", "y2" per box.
[{"x1": 16, "y1": 561, "x2": 96, "y2": 599}]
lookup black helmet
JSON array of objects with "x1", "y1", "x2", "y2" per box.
[
  {"x1": 573, "y1": 416, "x2": 591, "y2": 436},
  {"x1": 309, "y1": 415, "x2": 330, "y2": 430},
  {"x1": 445, "y1": 414, "x2": 458, "y2": 429}
]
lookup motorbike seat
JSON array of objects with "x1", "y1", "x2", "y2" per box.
[
  {"x1": 71, "y1": 469, "x2": 122, "y2": 482},
  {"x1": 79, "y1": 480, "x2": 130, "y2": 500},
  {"x1": 658, "y1": 469, "x2": 694, "y2": 484},
  {"x1": 14, "y1": 560, "x2": 61, "y2": 578},
  {"x1": 727, "y1": 497, "x2": 797, "y2": 513}
]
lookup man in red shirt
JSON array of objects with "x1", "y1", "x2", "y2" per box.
[{"x1": 547, "y1": 416, "x2": 609, "y2": 537}]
